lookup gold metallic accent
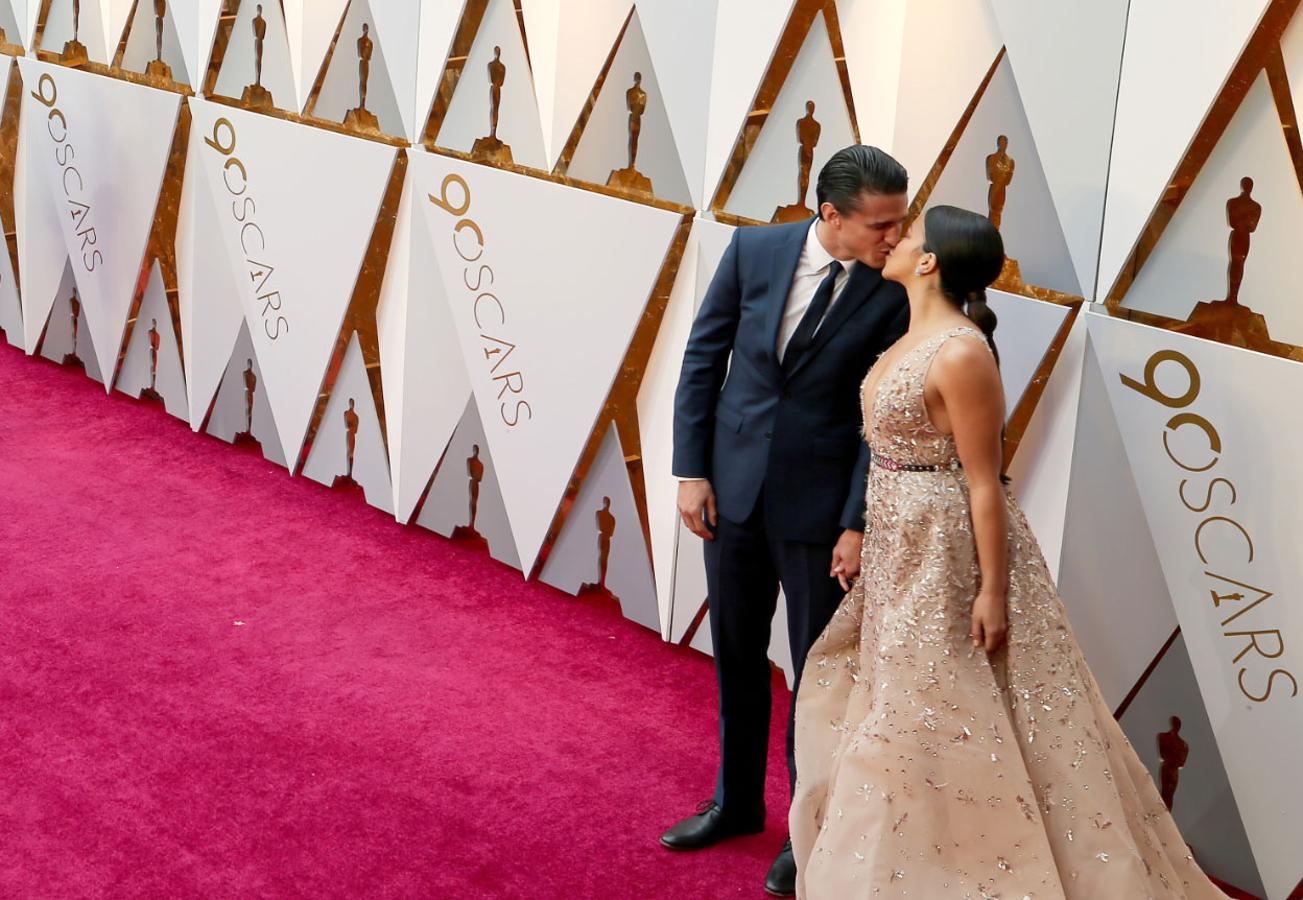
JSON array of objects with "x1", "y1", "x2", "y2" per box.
[
  {"x1": 550, "y1": 10, "x2": 631, "y2": 178},
  {"x1": 1102, "y1": 0, "x2": 1303, "y2": 362},
  {"x1": 710, "y1": 0, "x2": 860, "y2": 216}
]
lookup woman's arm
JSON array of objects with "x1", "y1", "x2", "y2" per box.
[{"x1": 928, "y1": 336, "x2": 1008, "y2": 652}]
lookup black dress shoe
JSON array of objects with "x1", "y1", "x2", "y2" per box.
[
  {"x1": 764, "y1": 837, "x2": 796, "y2": 897},
  {"x1": 659, "y1": 800, "x2": 764, "y2": 850}
]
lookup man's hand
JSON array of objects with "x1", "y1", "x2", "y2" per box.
[
  {"x1": 970, "y1": 590, "x2": 1008, "y2": 653},
  {"x1": 678, "y1": 480, "x2": 717, "y2": 541},
  {"x1": 830, "y1": 528, "x2": 863, "y2": 590}
]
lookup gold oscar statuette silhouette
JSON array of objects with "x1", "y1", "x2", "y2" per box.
[
  {"x1": 145, "y1": 0, "x2": 173, "y2": 83},
  {"x1": 343, "y1": 23, "x2": 380, "y2": 134},
  {"x1": 772, "y1": 101, "x2": 821, "y2": 223},
  {"x1": 240, "y1": 358, "x2": 257, "y2": 439},
  {"x1": 596, "y1": 496, "x2": 616, "y2": 590},
  {"x1": 466, "y1": 444, "x2": 485, "y2": 533},
  {"x1": 985, "y1": 135, "x2": 1032, "y2": 292},
  {"x1": 140, "y1": 318, "x2": 164, "y2": 402},
  {"x1": 1157, "y1": 716, "x2": 1189, "y2": 812},
  {"x1": 241, "y1": 4, "x2": 274, "y2": 110},
  {"x1": 472, "y1": 46, "x2": 513, "y2": 164},
  {"x1": 63, "y1": 293, "x2": 83, "y2": 367},
  {"x1": 607, "y1": 72, "x2": 653, "y2": 196},
  {"x1": 343, "y1": 398, "x2": 359, "y2": 481},
  {"x1": 0, "y1": 22, "x2": 9, "y2": 49},
  {"x1": 1177, "y1": 176, "x2": 1290, "y2": 353},
  {"x1": 62, "y1": 0, "x2": 89, "y2": 65}
]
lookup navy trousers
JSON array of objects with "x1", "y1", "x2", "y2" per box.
[{"x1": 703, "y1": 490, "x2": 846, "y2": 819}]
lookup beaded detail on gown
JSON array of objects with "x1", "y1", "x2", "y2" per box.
[{"x1": 789, "y1": 327, "x2": 1226, "y2": 899}]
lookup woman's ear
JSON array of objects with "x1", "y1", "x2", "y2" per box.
[{"x1": 914, "y1": 252, "x2": 937, "y2": 277}]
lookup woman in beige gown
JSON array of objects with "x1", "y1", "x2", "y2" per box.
[{"x1": 789, "y1": 206, "x2": 1228, "y2": 899}]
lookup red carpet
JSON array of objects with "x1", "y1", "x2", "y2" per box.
[{"x1": 0, "y1": 342, "x2": 792, "y2": 898}]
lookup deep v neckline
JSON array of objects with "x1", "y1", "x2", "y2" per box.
[{"x1": 862, "y1": 326, "x2": 980, "y2": 438}]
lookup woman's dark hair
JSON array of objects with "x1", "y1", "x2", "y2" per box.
[
  {"x1": 922, "y1": 205, "x2": 1005, "y2": 363},
  {"x1": 816, "y1": 145, "x2": 908, "y2": 215}
]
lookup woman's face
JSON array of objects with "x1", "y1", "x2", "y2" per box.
[{"x1": 882, "y1": 216, "x2": 927, "y2": 284}]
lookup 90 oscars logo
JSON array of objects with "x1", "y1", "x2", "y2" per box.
[
  {"x1": 429, "y1": 172, "x2": 533, "y2": 429},
  {"x1": 204, "y1": 117, "x2": 289, "y2": 341},
  {"x1": 1123, "y1": 349, "x2": 1297, "y2": 704},
  {"x1": 31, "y1": 73, "x2": 104, "y2": 274}
]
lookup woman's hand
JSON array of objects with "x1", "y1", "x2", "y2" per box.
[
  {"x1": 830, "y1": 529, "x2": 863, "y2": 590},
  {"x1": 970, "y1": 590, "x2": 1007, "y2": 653}
]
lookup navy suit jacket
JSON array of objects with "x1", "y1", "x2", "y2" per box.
[{"x1": 672, "y1": 219, "x2": 909, "y2": 544}]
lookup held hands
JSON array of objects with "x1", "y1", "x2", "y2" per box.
[
  {"x1": 970, "y1": 590, "x2": 1008, "y2": 653},
  {"x1": 830, "y1": 528, "x2": 863, "y2": 590},
  {"x1": 677, "y1": 479, "x2": 717, "y2": 541}
]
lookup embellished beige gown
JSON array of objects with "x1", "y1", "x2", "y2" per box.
[{"x1": 790, "y1": 327, "x2": 1227, "y2": 899}]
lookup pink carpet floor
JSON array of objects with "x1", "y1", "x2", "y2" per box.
[{"x1": 0, "y1": 341, "x2": 793, "y2": 898}]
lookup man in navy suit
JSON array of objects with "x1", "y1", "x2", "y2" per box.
[{"x1": 661, "y1": 146, "x2": 909, "y2": 896}]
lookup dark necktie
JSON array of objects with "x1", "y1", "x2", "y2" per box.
[{"x1": 782, "y1": 260, "x2": 842, "y2": 374}]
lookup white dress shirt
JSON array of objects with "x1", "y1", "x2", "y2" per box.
[{"x1": 775, "y1": 220, "x2": 857, "y2": 363}]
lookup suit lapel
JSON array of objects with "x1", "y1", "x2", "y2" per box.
[
  {"x1": 784, "y1": 262, "x2": 883, "y2": 381},
  {"x1": 763, "y1": 222, "x2": 810, "y2": 368}
]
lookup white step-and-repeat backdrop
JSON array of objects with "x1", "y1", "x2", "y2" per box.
[{"x1": 0, "y1": 2, "x2": 1298, "y2": 895}]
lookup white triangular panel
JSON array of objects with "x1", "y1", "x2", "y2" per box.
[
  {"x1": 670, "y1": 519, "x2": 709, "y2": 646},
  {"x1": 302, "y1": 332, "x2": 392, "y2": 513},
  {"x1": 1092, "y1": 311, "x2": 1302, "y2": 898},
  {"x1": 15, "y1": 95, "x2": 71, "y2": 355},
  {"x1": 416, "y1": 397, "x2": 520, "y2": 570},
  {"x1": 313, "y1": 0, "x2": 405, "y2": 136},
  {"x1": 376, "y1": 158, "x2": 471, "y2": 524},
  {"x1": 703, "y1": 0, "x2": 794, "y2": 206},
  {"x1": 540, "y1": 423, "x2": 659, "y2": 633},
  {"x1": 18, "y1": 0, "x2": 35, "y2": 47},
  {"x1": 519, "y1": 0, "x2": 560, "y2": 157},
  {"x1": 1006, "y1": 307, "x2": 1086, "y2": 582},
  {"x1": 411, "y1": 152, "x2": 681, "y2": 574},
  {"x1": 543, "y1": 0, "x2": 632, "y2": 170},
  {"x1": 637, "y1": 215, "x2": 733, "y2": 638},
  {"x1": 414, "y1": 0, "x2": 465, "y2": 143},
  {"x1": 40, "y1": 0, "x2": 110, "y2": 62},
  {"x1": 1098, "y1": 0, "x2": 1269, "y2": 298},
  {"x1": 39, "y1": 276, "x2": 104, "y2": 384},
  {"x1": 188, "y1": 98, "x2": 397, "y2": 469},
  {"x1": 17, "y1": 59, "x2": 181, "y2": 388},
  {"x1": 856, "y1": 0, "x2": 1001, "y2": 195},
  {"x1": 0, "y1": 228, "x2": 19, "y2": 346},
  {"x1": 1051, "y1": 320, "x2": 1175, "y2": 709},
  {"x1": 0, "y1": 1, "x2": 20, "y2": 46},
  {"x1": 170, "y1": 0, "x2": 222, "y2": 89},
  {"x1": 924, "y1": 54, "x2": 1079, "y2": 296},
  {"x1": 986, "y1": 291, "x2": 1072, "y2": 420},
  {"x1": 724, "y1": 11, "x2": 854, "y2": 223},
  {"x1": 205, "y1": 322, "x2": 286, "y2": 467},
  {"x1": 115, "y1": 260, "x2": 186, "y2": 419},
  {"x1": 213, "y1": 0, "x2": 296, "y2": 111},
  {"x1": 367, "y1": 0, "x2": 421, "y2": 140},
  {"x1": 992, "y1": 0, "x2": 1128, "y2": 299},
  {"x1": 436, "y1": 0, "x2": 547, "y2": 171},
  {"x1": 1121, "y1": 73, "x2": 1303, "y2": 347},
  {"x1": 120, "y1": 0, "x2": 188, "y2": 85},
  {"x1": 176, "y1": 117, "x2": 245, "y2": 431},
  {"x1": 102, "y1": 0, "x2": 134, "y2": 56},
  {"x1": 834, "y1": 0, "x2": 906, "y2": 154},
  {"x1": 640, "y1": 0, "x2": 718, "y2": 209},
  {"x1": 566, "y1": 9, "x2": 692, "y2": 206},
  {"x1": 282, "y1": 0, "x2": 349, "y2": 112}
]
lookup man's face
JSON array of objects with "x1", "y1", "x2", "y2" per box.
[{"x1": 823, "y1": 191, "x2": 908, "y2": 269}]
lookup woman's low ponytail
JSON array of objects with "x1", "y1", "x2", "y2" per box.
[{"x1": 964, "y1": 289, "x2": 1000, "y2": 365}]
